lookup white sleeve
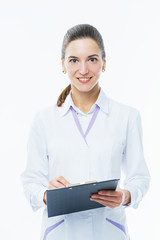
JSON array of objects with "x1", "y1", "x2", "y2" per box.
[
  {"x1": 122, "y1": 110, "x2": 150, "y2": 209},
  {"x1": 21, "y1": 113, "x2": 49, "y2": 211}
]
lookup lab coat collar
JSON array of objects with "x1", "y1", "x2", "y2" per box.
[
  {"x1": 58, "y1": 87, "x2": 109, "y2": 117},
  {"x1": 96, "y1": 88, "x2": 109, "y2": 115}
]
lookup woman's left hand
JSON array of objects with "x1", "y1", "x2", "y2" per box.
[{"x1": 90, "y1": 187, "x2": 131, "y2": 208}]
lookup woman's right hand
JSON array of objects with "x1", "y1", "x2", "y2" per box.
[
  {"x1": 48, "y1": 176, "x2": 70, "y2": 189},
  {"x1": 43, "y1": 176, "x2": 70, "y2": 204}
]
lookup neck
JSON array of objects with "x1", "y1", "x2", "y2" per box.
[{"x1": 71, "y1": 84, "x2": 100, "y2": 114}]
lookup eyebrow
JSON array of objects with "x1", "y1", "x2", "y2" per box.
[{"x1": 68, "y1": 54, "x2": 99, "y2": 59}]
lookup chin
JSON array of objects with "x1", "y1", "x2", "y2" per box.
[
  {"x1": 77, "y1": 87, "x2": 97, "y2": 93},
  {"x1": 71, "y1": 82, "x2": 99, "y2": 93}
]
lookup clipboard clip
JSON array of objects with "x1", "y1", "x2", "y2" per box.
[{"x1": 67, "y1": 180, "x2": 97, "y2": 187}]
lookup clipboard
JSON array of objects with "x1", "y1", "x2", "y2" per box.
[{"x1": 46, "y1": 179, "x2": 119, "y2": 218}]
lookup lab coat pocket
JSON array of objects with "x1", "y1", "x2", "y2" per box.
[
  {"x1": 43, "y1": 219, "x2": 64, "y2": 240},
  {"x1": 104, "y1": 207, "x2": 128, "y2": 240},
  {"x1": 105, "y1": 217, "x2": 127, "y2": 238}
]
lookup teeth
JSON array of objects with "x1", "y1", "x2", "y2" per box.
[{"x1": 78, "y1": 78, "x2": 90, "y2": 82}]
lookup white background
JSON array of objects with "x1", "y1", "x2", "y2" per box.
[{"x1": 0, "y1": 0, "x2": 160, "y2": 239}]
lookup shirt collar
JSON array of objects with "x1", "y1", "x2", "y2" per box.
[{"x1": 58, "y1": 87, "x2": 109, "y2": 117}]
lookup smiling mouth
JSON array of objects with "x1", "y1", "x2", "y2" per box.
[{"x1": 77, "y1": 77, "x2": 92, "y2": 83}]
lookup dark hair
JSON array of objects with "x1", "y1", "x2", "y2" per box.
[{"x1": 57, "y1": 24, "x2": 106, "y2": 107}]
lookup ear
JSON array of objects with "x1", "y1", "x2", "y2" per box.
[
  {"x1": 61, "y1": 57, "x2": 67, "y2": 73},
  {"x1": 102, "y1": 58, "x2": 106, "y2": 71}
]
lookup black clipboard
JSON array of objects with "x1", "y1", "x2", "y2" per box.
[{"x1": 46, "y1": 179, "x2": 119, "y2": 218}]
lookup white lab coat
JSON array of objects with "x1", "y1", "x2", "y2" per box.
[{"x1": 21, "y1": 88, "x2": 150, "y2": 240}]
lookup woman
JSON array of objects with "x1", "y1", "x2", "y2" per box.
[{"x1": 21, "y1": 24, "x2": 150, "y2": 240}]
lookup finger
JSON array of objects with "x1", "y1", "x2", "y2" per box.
[
  {"x1": 91, "y1": 194, "x2": 122, "y2": 205},
  {"x1": 98, "y1": 190, "x2": 122, "y2": 197},
  {"x1": 98, "y1": 190, "x2": 123, "y2": 202},
  {"x1": 116, "y1": 187, "x2": 121, "y2": 191},
  {"x1": 48, "y1": 179, "x2": 65, "y2": 189},
  {"x1": 90, "y1": 198, "x2": 120, "y2": 208},
  {"x1": 56, "y1": 176, "x2": 70, "y2": 186}
]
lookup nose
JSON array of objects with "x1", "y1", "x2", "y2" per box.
[{"x1": 79, "y1": 62, "x2": 89, "y2": 75}]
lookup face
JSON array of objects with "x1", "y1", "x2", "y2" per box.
[{"x1": 62, "y1": 38, "x2": 106, "y2": 93}]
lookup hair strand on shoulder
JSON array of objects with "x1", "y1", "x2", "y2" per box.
[{"x1": 57, "y1": 84, "x2": 71, "y2": 107}]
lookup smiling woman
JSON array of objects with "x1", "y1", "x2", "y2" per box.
[
  {"x1": 21, "y1": 24, "x2": 150, "y2": 240},
  {"x1": 62, "y1": 38, "x2": 105, "y2": 102}
]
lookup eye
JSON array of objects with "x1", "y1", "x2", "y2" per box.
[
  {"x1": 69, "y1": 59, "x2": 78, "y2": 63},
  {"x1": 89, "y1": 58, "x2": 98, "y2": 63}
]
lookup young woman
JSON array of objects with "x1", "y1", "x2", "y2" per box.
[{"x1": 21, "y1": 24, "x2": 150, "y2": 240}]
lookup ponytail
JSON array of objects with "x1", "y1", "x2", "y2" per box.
[{"x1": 57, "y1": 84, "x2": 71, "y2": 107}]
